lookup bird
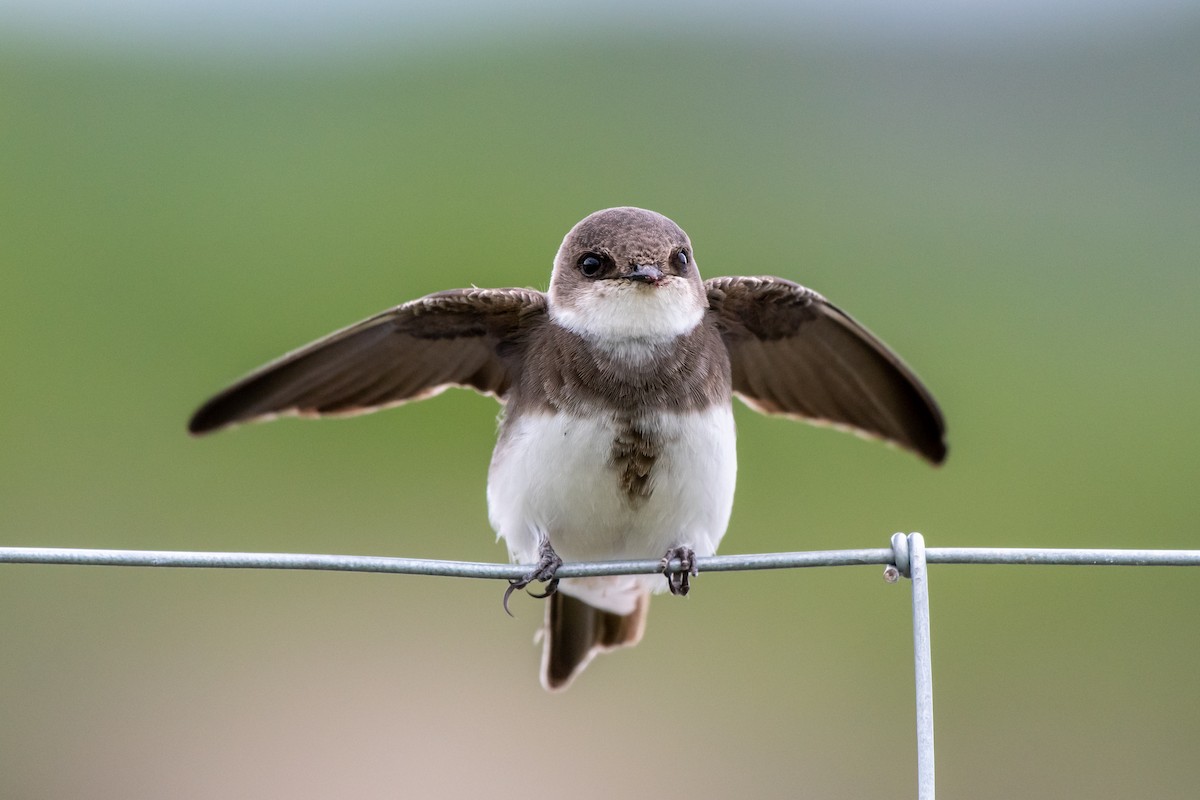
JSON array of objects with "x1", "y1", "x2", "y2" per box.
[{"x1": 188, "y1": 206, "x2": 947, "y2": 691}]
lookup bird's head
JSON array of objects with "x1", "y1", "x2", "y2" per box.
[{"x1": 549, "y1": 207, "x2": 706, "y2": 341}]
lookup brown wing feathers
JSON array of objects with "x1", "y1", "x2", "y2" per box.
[
  {"x1": 707, "y1": 276, "x2": 947, "y2": 464},
  {"x1": 188, "y1": 288, "x2": 546, "y2": 435}
]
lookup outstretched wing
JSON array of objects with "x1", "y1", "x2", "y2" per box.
[
  {"x1": 706, "y1": 276, "x2": 946, "y2": 464},
  {"x1": 188, "y1": 288, "x2": 547, "y2": 435}
]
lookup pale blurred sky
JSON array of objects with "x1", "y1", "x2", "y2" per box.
[{"x1": 2, "y1": 0, "x2": 1196, "y2": 55}]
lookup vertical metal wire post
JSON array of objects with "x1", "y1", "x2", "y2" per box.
[{"x1": 908, "y1": 532, "x2": 936, "y2": 799}]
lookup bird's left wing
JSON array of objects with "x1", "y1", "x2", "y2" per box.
[
  {"x1": 706, "y1": 276, "x2": 947, "y2": 464},
  {"x1": 188, "y1": 288, "x2": 547, "y2": 435}
]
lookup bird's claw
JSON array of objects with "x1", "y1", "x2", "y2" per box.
[
  {"x1": 659, "y1": 545, "x2": 698, "y2": 596},
  {"x1": 502, "y1": 544, "x2": 563, "y2": 616}
]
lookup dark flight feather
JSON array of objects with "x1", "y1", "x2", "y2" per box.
[
  {"x1": 188, "y1": 288, "x2": 546, "y2": 435},
  {"x1": 706, "y1": 276, "x2": 947, "y2": 464}
]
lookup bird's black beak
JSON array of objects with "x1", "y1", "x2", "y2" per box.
[{"x1": 626, "y1": 264, "x2": 665, "y2": 284}]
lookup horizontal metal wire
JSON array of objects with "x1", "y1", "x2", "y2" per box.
[
  {"x1": 0, "y1": 546, "x2": 893, "y2": 578},
  {"x1": 2, "y1": 544, "x2": 1199, "y2": 577},
  {"x1": 926, "y1": 548, "x2": 1200, "y2": 566}
]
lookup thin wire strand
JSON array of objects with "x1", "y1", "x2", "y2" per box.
[
  {"x1": 2, "y1": 545, "x2": 1199, "y2": 575},
  {"x1": 927, "y1": 548, "x2": 1200, "y2": 566}
]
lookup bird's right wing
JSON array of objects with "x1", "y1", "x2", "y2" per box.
[{"x1": 188, "y1": 288, "x2": 547, "y2": 435}]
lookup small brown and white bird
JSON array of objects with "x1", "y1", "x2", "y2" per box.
[{"x1": 189, "y1": 206, "x2": 946, "y2": 690}]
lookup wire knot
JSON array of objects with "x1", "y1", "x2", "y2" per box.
[{"x1": 886, "y1": 532, "x2": 912, "y2": 582}]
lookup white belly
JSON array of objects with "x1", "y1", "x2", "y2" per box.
[{"x1": 487, "y1": 405, "x2": 737, "y2": 613}]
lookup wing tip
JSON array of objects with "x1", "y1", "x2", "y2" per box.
[
  {"x1": 914, "y1": 399, "x2": 949, "y2": 466},
  {"x1": 187, "y1": 403, "x2": 228, "y2": 437},
  {"x1": 904, "y1": 402, "x2": 948, "y2": 466},
  {"x1": 921, "y1": 438, "x2": 949, "y2": 467},
  {"x1": 188, "y1": 391, "x2": 263, "y2": 436}
]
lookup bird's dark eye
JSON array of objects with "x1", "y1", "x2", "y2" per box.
[
  {"x1": 676, "y1": 250, "x2": 690, "y2": 269},
  {"x1": 578, "y1": 253, "x2": 606, "y2": 278}
]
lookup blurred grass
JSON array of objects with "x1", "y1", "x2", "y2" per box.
[{"x1": 1, "y1": 23, "x2": 1199, "y2": 800}]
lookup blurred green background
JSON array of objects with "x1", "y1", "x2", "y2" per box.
[{"x1": 2, "y1": 3, "x2": 1198, "y2": 798}]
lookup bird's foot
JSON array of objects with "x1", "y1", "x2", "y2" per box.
[
  {"x1": 503, "y1": 541, "x2": 563, "y2": 616},
  {"x1": 659, "y1": 545, "x2": 698, "y2": 596}
]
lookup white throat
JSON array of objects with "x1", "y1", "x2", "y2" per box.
[{"x1": 550, "y1": 278, "x2": 704, "y2": 343}]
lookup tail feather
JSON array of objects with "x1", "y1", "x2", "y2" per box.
[{"x1": 540, "y1": 592, "x2": 649, "y2": 691}]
